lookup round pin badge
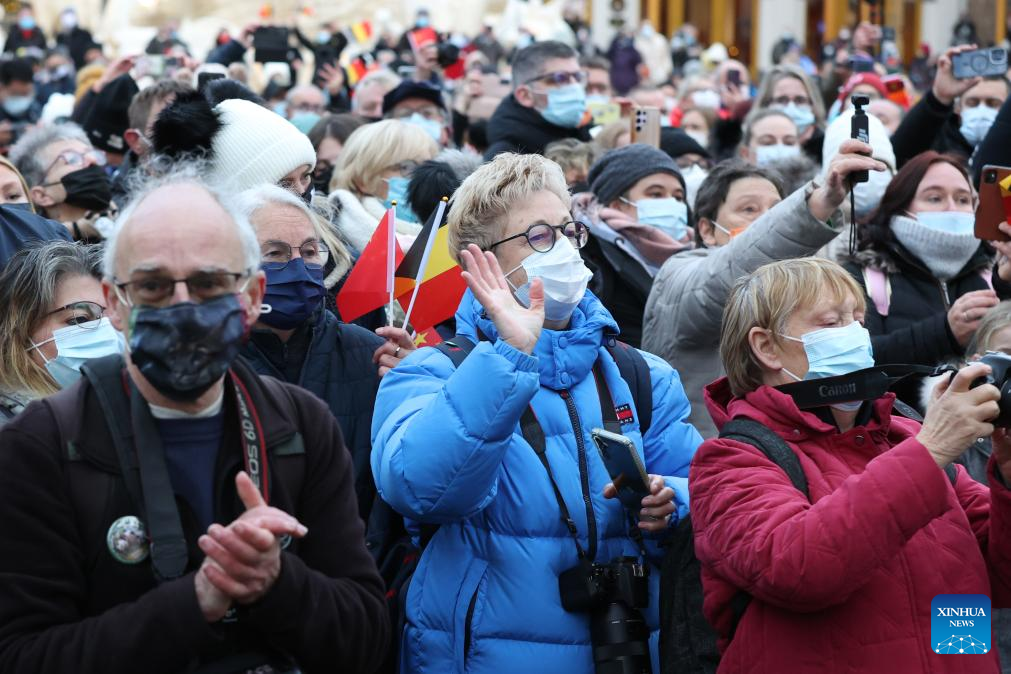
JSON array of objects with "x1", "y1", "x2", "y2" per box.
[{"x1": 106, "y1": 516, "x2": 150, "y2": 564}]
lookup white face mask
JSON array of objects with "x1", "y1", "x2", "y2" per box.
[
  {"x1": 691, "y1": 89, "x2": 721, "y2": 110},
  {"x1": 685, "y1": 130, "x2": 709, "y2": 149},
  {"x1": 507, "y1": 239, "x2": 592, "y2": 322},
  {"x1": 681, "y1": 164, "x2": 708, "y2": 208},
  {"x1": 754, "y1": 143, "x2": 801, "y2": 166}
]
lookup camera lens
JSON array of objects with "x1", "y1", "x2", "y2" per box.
[
  {"x1": 972, "y1": 54, "x2": 988, "y2": 72},
  {"x1": 986, "y1": 171, "x2": 998, "y2": 184},
  {"x1": 993, "y1": 48, "x2": 1008, "y2": 65}
]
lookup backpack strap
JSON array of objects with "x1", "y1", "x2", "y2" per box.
[
  {"x1": 863, "y1": 266, "x2": 891, "y2": 318},
  {"x1": 605, "y1": 340, "x2": 653, "y2": 436},
  {"x1": 719, "y1": 418, "x2": 809, "y2": 500}
]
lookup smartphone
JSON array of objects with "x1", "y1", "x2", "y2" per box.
[
  {"x1": 631, "y1": 106, "x2": 661, "y2": 147},
  {"x1": 591, "y1": 428, "x2": 650, "y2": 511},
  {"x1": 976, "y1": 165, "x2": 1011, "y2": 241},
  {"x1": 849, "y1": 56, "x2": 875, "y2": 73},
  {"x1": 253, "y1": 26, "x2": 290, "y2": 64},
  {"x1": 727, "y1": 69, "x2": 742, "y2": 86},
  {"x1": 953, "y1": 47, "x2": 1009, "y2": 80}
]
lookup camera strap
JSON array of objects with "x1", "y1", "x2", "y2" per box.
[
  {"x1": 774, "y1": 364, "x2": 948, "y2": 409},
  {"x1": 127, "y1": 371, "x2": 270, "y2": 581}
]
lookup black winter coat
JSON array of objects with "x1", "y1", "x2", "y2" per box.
[
  {"x1": 890, "y1": 89, "x2": 974, "y2": 169},
  {"x1": 240, "y1": 309, "x2": 383, "y2": 526},
  {"x1": 581, "y1": 231, "x2": 655, "y2": 349},
  {"x1": 0, "y1": 356, "x2": 389, "y2": 674},
  {"x1": 844, "y1": 242, "x2": 998, "y2": 368},
  {"x1": 484, "y1": 94, "x2": 591, "y2": 160}
]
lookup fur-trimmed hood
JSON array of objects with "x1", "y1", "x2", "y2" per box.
[{"x1": 327, "y1": 188, "x2": 421, "y2": 254}]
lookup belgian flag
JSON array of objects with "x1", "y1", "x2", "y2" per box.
[{"x1": 395, "y1": 200, "x2": 467, "y2": 330}]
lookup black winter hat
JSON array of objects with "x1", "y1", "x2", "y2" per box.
[
  {"x1": 588, "y1": 143, "x2": 682, "y2": 206},
  {"x1": 80, "y1": 74, "x2": 139, "y2": 154},
  {"x1": 659, "y1": 127, "x2": 710, "y2": 161},
  {"x1": 382, "y1": 80, "x2": 445, "y2": 115}
]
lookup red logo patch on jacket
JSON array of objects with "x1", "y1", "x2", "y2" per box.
[{"x1": 615, "y1": 404, "x2": 634, "y2": 425}]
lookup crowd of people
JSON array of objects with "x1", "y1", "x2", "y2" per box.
[{"x1": 1, "y1": 3, "x2": 1011, "y2": 673}]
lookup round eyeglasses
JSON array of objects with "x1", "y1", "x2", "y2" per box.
[{"x1": 488, "y1": 221, "x2": 589, "y2": 253}]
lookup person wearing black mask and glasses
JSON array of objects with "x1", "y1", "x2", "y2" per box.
[
  {"x1": 10, "y1": 122, "x2": 114, "y2": 242},
  {"x1": 0, "y1": 168, "x2": 389, "y2": 674}
]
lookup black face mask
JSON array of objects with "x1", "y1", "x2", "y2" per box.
[
  {"x1": 312, "y1": 165, "x2": 334, "y2": 195},
  {"x1": 300, "y1": 183, "x2": 314, "y2": 205},
  {"x1": 128, "y1": 294, "x2": 247, "y2": 402},
  {"x1": 60, "y1": 164, "x2": 112, "y2": 212}
]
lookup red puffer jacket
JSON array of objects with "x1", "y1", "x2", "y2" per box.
[{"x1": 690, "y1": 377, "x2": 1011, "y2": 673}]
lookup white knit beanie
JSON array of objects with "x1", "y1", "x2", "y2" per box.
[
  {"x1": 821, "y1": 107, "x2": 896, "y2": 177},
  {"x1": 208, "y1": 99, "x2": 317, "y2": 192}
]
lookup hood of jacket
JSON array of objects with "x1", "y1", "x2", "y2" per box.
[
  {"x1": 453, "y1": 288, "x2": 619, "y2": 390},
  {"x1": 486, "y1": 94, "x2": 591, "y2": 155}
]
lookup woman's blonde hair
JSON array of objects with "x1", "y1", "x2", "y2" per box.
[
  {"x1": 0, "y1": 155, "x2": 32, "y2": 211},
  {"x1": 332, "y1": 119, "x2": 438, "y2": 198},
  {"x1": 446, "y1": 152, "x2": 571, "y2": 263},
  {"x1": 0, "y1": 240, "x2": 103, "y2": 399},
  {"x1": 720, "y1": 257, "x2": 866, "y2": 397}
]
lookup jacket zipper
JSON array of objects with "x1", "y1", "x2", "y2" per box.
[
  {"x1": 463, "y1": 586, "x2": 479, "y2": 664},
  {"x1": 559, "y1": 389, "x2": 598, "y2": 562},
  {"x1": 938, "y1": 279, "x2": 951, "y2": 310}
]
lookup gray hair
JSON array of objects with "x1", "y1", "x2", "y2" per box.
[
  {"x1": 236, "y1": 182, "x2": 314, "y2": 225},
  {"x1": 512, "y1": 41, "x2": 578, "y2": 90},
  {"x1": 10, "y1": 122, "x2": 90, "y2": 187},
  {"x1": 286, "y1": 84, "x2": 325, "y2": 104},
  {"x1": 969, "y1": 300, "x2": 1011, "y2": 355},
  {"x1": 102, "y1": 161, "x2": 260, "y2": 280}
]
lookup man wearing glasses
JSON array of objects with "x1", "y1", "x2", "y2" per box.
[
  {"x1": 0, "y1": 171, "x2": 388, "y2": 673},
  {"x1": 10, "y1": 122, "x2": 114, "y2": 242},
  {"x1": 484, "y1": 40, "x2": 592, "y2": 160}
]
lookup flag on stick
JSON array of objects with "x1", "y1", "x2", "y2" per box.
[
  {"x1": 336, "y1": 209, "x2": 404, "y2": 322},
  {"x1": 396, "y1": 197, "x2": 467, "y2": 330}
]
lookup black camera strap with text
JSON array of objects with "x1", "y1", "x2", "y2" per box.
[{"x1": 775, "y1": 364, "x2": 947, "y2": 409}]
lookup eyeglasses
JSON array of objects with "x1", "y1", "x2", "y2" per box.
[
  {"x1": 489, "y1": 221, "x2": 589, "y2": 253},
  {"x1": 524, "y1": 70, "x2": 587, "y2": 87},
  {"x1": 114, "y1": 271, "x2": 249, "y2": 306},
  {"x1": 41, "y1": 149, "x2": 107, "y2": 184},
  {"x1": 290, "y1": 101, "x2": 325, "y2": 114},
  {"x1": 770, "y1": 95, "x2": 811, "y2": 107},
  {"x1": 676, "y1": 157, "x2": 713, "y2": 170},
  {"x1": 384, "y1": 160, "x2": 420, "y2": 175},
  {"x1": 45, "y1": 300, "x2": 106, "y2": 325},
  {"x1": 261, "y1": 239, "x2": 330, "y2": 270},
  {"x1": 390, "y1": 105, "x2": 445, "y2": 122}
]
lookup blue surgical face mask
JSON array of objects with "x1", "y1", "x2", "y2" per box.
[
  {"x1": 776, "y1": 103, "x2": 816, "y2": 135},
  {"x1": 780, "y1": 321, "x2": 875, "y2": 410},
  {"x1": 960, "y1": 105, "x2": 998, "y2": 146},
  {"x1": 755, "y1": 143, "x2": 801, "y2": 166},
  {"x1": 622, "y1": 196, "x2": 689, "y2": 240},
  {"x1": 540, "y1": 84, "x2": 587, "y2": 128},
  {"x1": 407, "y1": 112, "x2": 443, "y2": 143},
  {"x1": 384, "y1": 176, "x2": 419, "y2": 223},
  {"x1": 586, "y1": 93, "x2": 610, "y2": 107},
  {"x1": 914, "y1": 210, "x2": 975, "y2": 236},
  {"x1": 3, "y1": 95, "x2": 33, "y2": 117},
  {"x1": 289, "y1": 111, "x2": 321, "y2": 134},
  {"x1": 260, "y1": 258, "x2": 325, "y2": 330},
  {"x1": 29, "y1": 317, "x2": 126, "y2": 389},
  {"x1": 18, "y1": 16, "x2": 35, "y2": 30}
]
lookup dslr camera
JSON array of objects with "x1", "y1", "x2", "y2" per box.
[
  {"x1": 972, "y1": 352, "x2": 1011, "y2": 427},
  {"x1": 559, "y1": 557, "x2": 651, "y2": 674}
]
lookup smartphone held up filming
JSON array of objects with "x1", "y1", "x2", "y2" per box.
[{"x1": 591, "y1": 428, "x2": 650, "y2": 511}]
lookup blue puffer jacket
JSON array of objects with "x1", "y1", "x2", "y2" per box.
[{"x1": 372, "y1": 290, "x2": 702, "y2": 674}]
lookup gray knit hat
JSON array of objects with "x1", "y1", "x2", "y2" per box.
[{"x1": 588, "y1": 143, "x2": 682, "y2": 206}]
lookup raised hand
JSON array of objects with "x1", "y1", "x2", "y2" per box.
[
  {"x1": 808, "y1": 139, "x2": 887, "y2": 222},
  {"x1": 933, "y1": 44, "x2": 981, "y2": 106},
  {"x1": 459, "y1": 243, "x2": 544, "y2": 354},
  {"x1": 374, "y1": 325, "x2": 416, "y2": 376}
]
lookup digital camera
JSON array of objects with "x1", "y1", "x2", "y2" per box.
[
  {"x1": 972, "y1": 352, "x2": 1011, "y2": 427},
  {"x1": 559, "y1": 557, "x2": 652, "y2": 674}
]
